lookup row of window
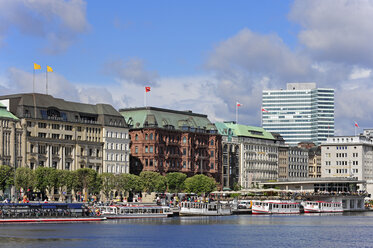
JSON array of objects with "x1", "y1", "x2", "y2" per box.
[
  {"x1": 106, "y1": 143, "x2": 128, "y2": 151},
  {"x1": 106, "y1": 131, "x2": 128, "y2": 139}
]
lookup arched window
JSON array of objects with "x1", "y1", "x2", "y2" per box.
[
  {"x1": 183, "y1": 137, "x2": 187, "y2": 144},
  {"x1": 210, "y1": 140, "x2": 214, "y2": 146}
]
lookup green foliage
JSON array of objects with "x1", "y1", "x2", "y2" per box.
[
  {"x1": 34, "y1": 167, "x2": 58, "y2": 194},
  {"x1": 184, "y1": 174, "x2": 217, "y2": 195},
  {"x1": 232, "y1": 182, "x2": 242, "y2": 191},
  {"x1": 166, "y1": 172, "x2": 187, "y2": 193},
  {"x1": 230, "y1": 193, "x2": 240, "y2": 198},
  {"x1": 140, "y1": 171, "x2": 166, "y2": 193},
  {"x1": 0, "y1": 165, "x2": 14, "y2": 193},
  {"x1": 118, "y1": 174, "x2": 143, "y2": 193},
  {"x1": 15, "y1": 167, "x2": 34, "y2": 192},
  {"x1": 99, "y1": 173, "x2": 116, "y2": 198},
  {"x1": 75, "y1": 168, "x2": 99, "y2": 195}
]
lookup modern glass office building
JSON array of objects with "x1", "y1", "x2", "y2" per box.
[{"x1": 262, "y1": 83, "x2": 334, "y2": 146}]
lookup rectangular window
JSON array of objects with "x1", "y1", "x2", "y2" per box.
[
  {"x1": 145, "y1": 159, "x2": 149, "y2": 166},
  {"x1": 52, "y1": 134, "x2": 59, "y2": 139},
  {"x1": 210, "y1": 150, "x2": 214, "y2": 157},
  {"x1": 145, "y1": 146, "x2": 148, "y2": 153},
  {"x1": 183, "y1": 148, "x2": 186, "y2": 156},
  {"x1": 150, "y1": 146, "x2": 153, "y2": 153},
  {"x1": 52, "y1": 124, "x2": 60, "y2": 129},
  {"x1": 38, "y1": 132, "x2": 47, "y2": 138},
  {"x1": 65, "y1": 135, "x2": 72, "y2": 140},
  {"x1": 65, "y1": 125, "x2": 73, "y2": 131},
  {"x1": 38, "y1": 122, "x2": 47, "y2": 128},
  {"x1": 135, "y1": 146, "x2": 138, "y2": 154},
  {"x1": 52, "y1": 146, "x2": 59, "y2": 155},
  {"x1": 183, "y1": 161, "x2": 186, "y2": 168}
]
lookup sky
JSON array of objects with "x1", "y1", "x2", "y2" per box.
[{"x1": 0, "y1": 0, "x2": 373, "y2": 136}]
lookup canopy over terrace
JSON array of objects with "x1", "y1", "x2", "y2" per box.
[{"x1": 260, "y1": 178, "x2": 366, "y2": 193}]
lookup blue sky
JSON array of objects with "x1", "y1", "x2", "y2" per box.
[{"x1": 1, "y1": 0, "x2": 373, "y2": 136}]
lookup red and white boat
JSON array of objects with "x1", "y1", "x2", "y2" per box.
[
  {"x1": 251, "y1": 200, "x2": 300, "y2": 214},
  {"x1": 302, "y1": 201, "x2": 343, "y2": 213}
]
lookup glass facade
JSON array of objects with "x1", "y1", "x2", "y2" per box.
[{"x1": 262, "y1": 84, "x2": 334, "y2": 146}]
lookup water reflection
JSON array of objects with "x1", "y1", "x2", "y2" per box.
[{"x1": 0, "y1": 212, "x2": 373, "y2": 248}]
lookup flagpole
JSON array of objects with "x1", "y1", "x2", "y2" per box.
[
  {"x1": 235, "y1": 102, "x2": 238, "y2": 124},
  {"x1": 144, "y1": 90, "x2": 146, "y2": 107},
  {"x1": 33, "y1": 69, "x2": 35, "y2": 93},
  {"x1": 46, "y1": 67, "x2": 48, "y2": 95}
]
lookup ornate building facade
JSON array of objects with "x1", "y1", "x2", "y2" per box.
[
  {"x1": 0, "y1": 93, "x2": 129, "y2": 174},
  {"x1": 120, "y1": 107, "x2": 222, "y2": 183}
]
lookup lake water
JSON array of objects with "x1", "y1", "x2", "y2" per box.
[{"x1": 0, "y1": 212, "x2": 373, "y2": 248}]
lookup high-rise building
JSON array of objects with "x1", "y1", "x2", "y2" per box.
[{"x1": 262, "y1": 83, "x2": 334, "y2": 146}]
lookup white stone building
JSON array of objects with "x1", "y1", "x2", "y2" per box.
[{"x1": 321, "y1": 135, "x2": 373, "y2": 193}]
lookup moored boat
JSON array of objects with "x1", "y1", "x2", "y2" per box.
[
  {"x1": 95, "y1": 205, "x2": 173, "y2": 219},
  {"x1": 302, "y1": 201, "x2": 343, "y2": 213},
  {"x1": 251, "y1": 200, "x2": 300, "y2": 214},
  {"x1": 179, "y1": 201, "x2": 232, "y2": 216},
  {"x1": 0, "y1": 203, "x2": 105, "y2": 223}
]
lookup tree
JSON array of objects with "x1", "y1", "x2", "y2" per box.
[
  {"x1": 99, "y1": 173, "x2": 116, "y2": 199},
  {"x1": 139, "y1": 171, "x2": 166, "y2": 193},
  {"x1": 15, "y1": 167, "x2": 34, "y2": 194},
  {"x1": 0, "y1": 165, "x2": 14, "y2": 194},
  {"x1": 184, "y1": 174, "x2": 217, "y2": 195},
  {"x1": 75, "y1": 168, "x2": 99, "y2": 201},
  {"x1": 166, "y1": 172, "x2": 187, "y2": 193},
  {"x1": 34, "y1": 167, "x2": 58, "y2": 199},
  {"x1": 118, "y1": 174, "x2": 143, "y2": 195}
]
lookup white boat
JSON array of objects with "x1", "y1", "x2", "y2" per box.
[
  {"x1": 251, "y1": 200, "x2": 300, "y2": 214},
  {"x1": 95, "y1": 205, "x2": 173, "y2": 219},
  {"x1": 179, "y1": 201, "x2": 232, "y2": 216},
  {"x1": 302, "y1": 201, "x2": 343, "y2": 213}
]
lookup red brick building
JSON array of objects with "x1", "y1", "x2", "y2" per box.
[{"x1": 119, "y1": 107, "x2": 222, "y2": 183}]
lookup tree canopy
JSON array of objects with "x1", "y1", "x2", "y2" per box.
[
  {"x1": 166, "y1": 172, "x2": 187, "y2": 193},
  {"x1": 184, "y1": 174, "x2": 217, "y2": 195},
  {"x1": 0, "y1": 165, "x2": 14, "y2": 192},
  {"x1": 140, "y1": 171, "x2": 166, "y2": 193}
]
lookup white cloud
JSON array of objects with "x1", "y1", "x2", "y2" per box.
[
  {"x1": 103, "y1": 58, "x2": 159, "y2": 86},
  {"x1": 0, "y1": 0, "x2": 89, "y2": 54},
  {"x1": 289, "y1": 0, "x2": 373, "y2": 67},
  {"x1": 349, "y1": 67, "x2": 371, "y2": 80}
]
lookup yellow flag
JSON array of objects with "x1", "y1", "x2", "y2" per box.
[
  {"x1": 34, "y1": 63, "x2": 41, "y2": 70},
  {"x1": 47, "y1": 66, "x2": 53, "y2": 72}
]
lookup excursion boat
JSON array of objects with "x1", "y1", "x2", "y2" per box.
[
  {"x1": 95, "y1": 205, "x2": 173, "y2": 219},
  {"x1": 302, "y1": 201, "x2": 343, "y2": 213},
  {"x1": 0, "y1": 203, "x2": 106, "y2": 223},
  {"x1": 179, "y1": 201, "x2": 232, "y2": 216},
  {"x1": 251, "y1": 200, "x2": 300, "y2": 214}
]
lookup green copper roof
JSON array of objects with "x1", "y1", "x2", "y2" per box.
[
  {"x1": 215, "y1": 122, "x2": 274, "y2": 140},
  {"x1": 119, "y1": 107, "x2": 217, "y2": 131},
  {"x1": 0, "y1": 103, "x2": 18, "y2": 120}
]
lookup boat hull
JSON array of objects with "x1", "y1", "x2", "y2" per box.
[{"x1": 0, "y1": 217, "x2": 106, "y2": 223}]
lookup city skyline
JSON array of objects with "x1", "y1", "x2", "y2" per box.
[{"x1": 0, "y1": 0, "x2": 373, "y2": 137}]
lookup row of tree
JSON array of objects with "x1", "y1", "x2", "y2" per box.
[{"x1": 0, "y1": 165, "x2": 217, "y2": 200}]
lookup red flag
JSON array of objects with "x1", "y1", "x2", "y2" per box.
[
  {"x1": 262, "y1": 108, "x2": 268, "y2": 113},
  {"x1": 236, "y1": 102, "x2": 241, "y2": 107},
  {"x1": 145, "y1": 86, "x2": 151, "y2": 92},
  {"x1": 354, "y1": 121, "x2": 359, "y2": 128}
]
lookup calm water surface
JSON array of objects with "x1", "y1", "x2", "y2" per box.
[{"x1": 0, "y1": 212, "x2": 372, "y2": 248}]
